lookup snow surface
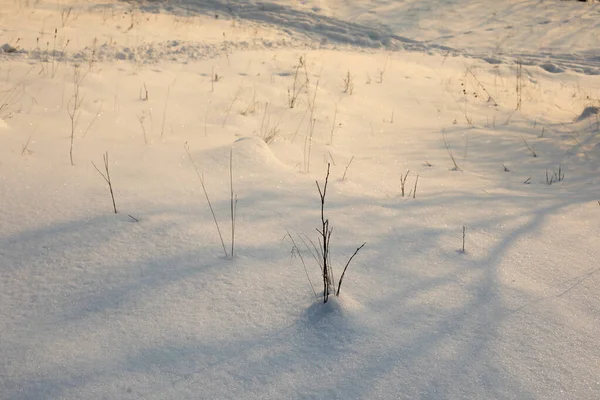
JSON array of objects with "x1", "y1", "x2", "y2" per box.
[{"x1": 1, "y1": 0, "x2": 600, "y2": 399}]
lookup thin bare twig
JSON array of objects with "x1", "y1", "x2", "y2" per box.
[
  {"x1": 185, "y1": 143, "x2": 228, "y2": 258},
  {"x1": 91, "y1": 151, "x2": 118, "y2": 214},
  {"x1": 341, "y1": 156, "x2": 355, "y2": 181},
  {"x1": 285, "y1": 231, "x2": 318, "y2": 299},
  {"x1": 336, "y1": 242, "x2": 366, "y2": 296}
]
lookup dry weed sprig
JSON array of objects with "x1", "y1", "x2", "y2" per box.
[
  {"x1": 229, "y1": 148, "x2": 238, "y2": 258},
  {"x1": 330, "y1": 103, "x2": 338, "y2": 144},
  {"x1": 341, "y1": 156, "x2": 354, "y2": 181},
  {"x1": 284, "y1": 231, "x2": 318, "y2": 300},
  {"x1": 92, "y1": 151, "x2": 118, "y2": 214},
  {"x1": 516, "y1": 61, "x2": 523, "y2": 111},
  {"x1": 82, "y1": 102, "x2": 103, "y2": 138},
  {"x1": 67, "y1": 65, "x2": 85, "y2": 165},
  {"x1": 466, "y1": 67, "x2": 498, "y2": 106},
  {"x1": 288, "y1": 56, "x2": 309, "y2": 108},
  {"x1": 160, "y1": 86, "x2": 170, "y2": 138},
  {"x1": 343, "y1": 70, "x2": 354, "y2": 94},
  {"x1": 521, "y1": 136, "x2": 537, "y2": 157},
  {"x1": 185, "y1": 143, "x2": 228, "y2": 258},
  {"x1": 400, "y1": 169, "x2": 410, "y2": 197},
  {"x1": 315, "y1": 163, "x2": 365, "y2": 303},
  {"x1": 442, "y1": 130, "x2": 461, "y2": 171}
]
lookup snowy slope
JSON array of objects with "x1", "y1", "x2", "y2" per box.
[{"x1": 1, "y1": 0, "x2": 600, "y2": 399}]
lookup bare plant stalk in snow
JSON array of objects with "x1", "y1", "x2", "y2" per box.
[
  {"x1": 516, "y1": 61, "x2": 523, "y2": 111},
  {"x1": 160, "y1": 86, "x2": 170, "y2": 138},
  {"x1": 185, "y1": 143, "x2": 229, "y2": 258},
  {"x1": 316, "y1": 163, "x2": 365, "y2": 303},
  {"x1": 316, "y1": 164, "x2": 334, "y2": 302},
  {"x1": 68, "y1": 65, "x2": 85, "y2": 165},
  {"x1": 288, "y1": 56, "x2": 309, "y2": 108},
  {"x1": 284, "y1": 232, "x2": 318, "y2": 300},
  {"x1": 341, "y1": 156, "x2": 354, "y2": 181},
  {"x1": 412, "y1": 175, "x2": 419, "y2": 199},
  {"x1": 92, "y1": 151, "x2": 118, "y2": 214},
  {"x1": 222, "y1": 78, "x2": 244, "y2": 128},
  {"x1": 343, "y1": 70, "x2": 354, "y2": 94},
  {"x1": 442, "y1": 131, "x2": 461, "y2": 171},
  {"x1": 229, "y1": 148, "x2": 237, "y2": 258},
  {"x1": 400, "y1": 170, "x2": 410, "y2": 197},
  {"x1": 304, "y1": 79, "x2": 320, "y2": 173},
  {"x1": 330, "y1": 103, "x2": 338, "y2": 144},
  {"x1": 521, "y1": 136, "x2": 537, "y2": 157}
]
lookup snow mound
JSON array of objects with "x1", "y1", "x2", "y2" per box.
[
  {"x1": 232, "y1": 136, "x2": 288, "y2": 169},
  {"x1": 302, "y1": 294, "x2": 367, "y2": 339},
  {"x1": 540, "y1": 62, "x2": 565, "y2": 73}
]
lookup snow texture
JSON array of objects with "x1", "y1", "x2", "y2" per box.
[{"x1": 1, "y1": 0, "x2": 600, "y2": 399}]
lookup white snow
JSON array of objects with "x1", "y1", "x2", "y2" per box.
[{"x1": 1, "y1": 0, "x2": 600, "y2": 399}]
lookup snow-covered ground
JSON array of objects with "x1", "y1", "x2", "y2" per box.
[{"x1": 1, "y1": 0, "x2": 600, "y2": 398}]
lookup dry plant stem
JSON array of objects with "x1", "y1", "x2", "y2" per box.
[
  {"x1": 336, "y1": 242, "x2": 366, "y2": 296},
  {"x1": 229, "y1": 148, "x2": 237, "y2": 258},
  {"x1": 327, "y1": 151, "x2": 336, "y2": 166},
  {"x1": 160, "y1": 86, "x2": 170, "y2": 138},
  {"x1": 68, "y1": 65, "x2": 84, "y2": 165},
  {"x1": 298, "y1": 233, "x2": 322, "y2": 271},
  {"x1": 139, "y1": 113, "x2": 148, "y2": 144},
  {"x1": 211, "y1": 66, "x2": 215, "y2": 92},
  {"x1": 222, "y1": 78, "x2": 244, "y2": 128},
  {"x1": 140, "y1": 82, "x2": 148, "y2": 101},
  {"x1": 184, "y1": 143, "x2": 228, "y2": 258},
  {"x1": 462, "y1": 226, "x2": 466, "y2": 253},
  {"x1": 305, "y1": 118, "x2": 316, "y2": 173},
  {"x1": 82, "y1": 102, "x2": 103, "y2": 137},
  {"x1": 400, "y1": 169, "x2": 410, "y2": 197},
  {"x1": 330, "y1": 103, "x2": 337, "y2": 144},
  {"x1": 288, "y1": 56, "x2": 308, "y2": 108},
  {"x1": 292, "y1": 106, "x2": 309, "y2": 143},
  {"x1": 51, "y1": 29, "x2": 57, "y2": 78},
  {"x1": 260, "y1": 102, "x2": 269, "y2": 134},
  {"x1": 343, "y1": 70, "x2": 353, "y2": 94},
  {"x1": 412, "y1": 175, "x2": 419, "y2": 199},
  {"x1": 442, "y1": 131, "x2": 460, "y2": 171},
  {"x1": 341, "y1": 156, "x2": 354, "y2": 181},
  {"x1": 307, "y1": 75, "x2": 320, "y2": 113},
  {"x1": 516, "y1": 61, "x2": 523, "y2": 110},
  {"x1": 285, "y1": 232, "x2": 318, "y2": 299},
  {"x1": 0, "y1": 82, "x2": 24, "y2": 119},
  {"x1": 92, "y1": 151, "x2": 118, "y2": 214},
  {"x1": 378, "y1": 58, "x2": 388, "y2": 83},
  {"x1": 316, "y1": 163, "x2": 333, "y2": 302},
  {"x1": 466, "y1": 68, "x2": 498, "y2": 105},
  {"x1": 304, "y1": 79, "x2": 320, "y2": 173},
  {"x1": 21, "y1": 116, "x2": 43, "y2": 155},
  {"x1": 521, "y1": 136, "x2": 537, "y2": 157}
]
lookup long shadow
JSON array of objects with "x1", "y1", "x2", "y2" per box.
[{"x1": 2, "y1": 159, "x2": 597, "y2": 399}]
